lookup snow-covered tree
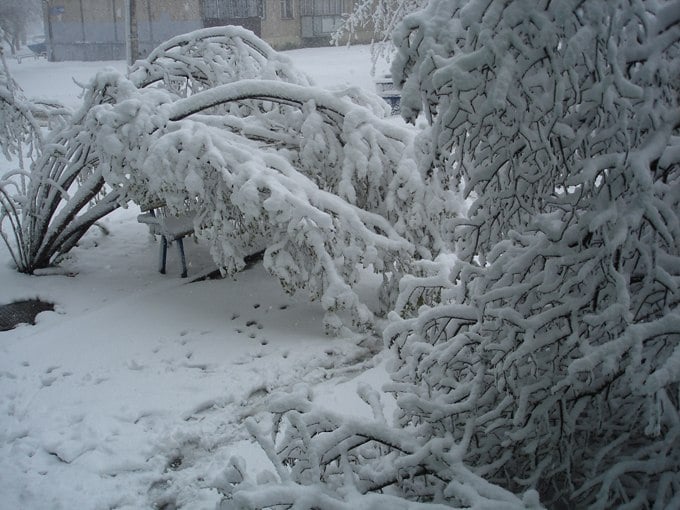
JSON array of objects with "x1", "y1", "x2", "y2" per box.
[
  {"x1": 332, "y1": 0, "x2": 428, "y2": 63},
  {"x1": 1, "y1": 26, "x2": 448, "y2": 331},
  {"x1": 0, "y1": 0, "x2": 41, "y2": 54},
  {"x1": 87, "y1": 74, "x2": 416, "y2": 330},
  {"x1": 385, "y1": 0, "x2": 679, "y2": 506},
  {"x1": 222, "y1": 0, "x2": 679, "y2": 508}
]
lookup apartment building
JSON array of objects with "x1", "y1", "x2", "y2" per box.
[{"x1": 44, "y1": 0, "x2": 373, "y2": 61}]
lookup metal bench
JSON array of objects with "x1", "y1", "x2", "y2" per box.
[
  {"x1": 375, "y1": 74, "x2": 401, "y2": 115},
  {"x1": 137, "y1": 204, "x2": 196, "y2": 278}
]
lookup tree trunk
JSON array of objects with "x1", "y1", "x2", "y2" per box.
[{"x1": 125, "y1": 0, "x2": 139, "y2": 65}]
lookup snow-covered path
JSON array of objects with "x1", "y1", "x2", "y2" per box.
[{"x1": 0, "y1": 45, "x2": 394, "y2": 509}]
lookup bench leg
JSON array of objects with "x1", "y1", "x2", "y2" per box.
[
  {"x1": 159, "y1": 236, "x2": 168, "y2": 274},
  {"x1": 177, "y1": 238, "x2": 188, "y2": 278}
]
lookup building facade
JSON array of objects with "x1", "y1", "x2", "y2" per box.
[{"x1": 43, "y1": 0, "x2": 373, "y2": 61}]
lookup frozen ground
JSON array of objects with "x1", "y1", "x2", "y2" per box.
[{"x1": 0, "y1": 45, "x2": 395, "y2": 510}]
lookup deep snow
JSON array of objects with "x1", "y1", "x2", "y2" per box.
[{"x1": 0, "y1": 45, "x2": 394, "y2": 510}]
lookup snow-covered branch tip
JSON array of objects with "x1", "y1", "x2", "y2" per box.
[{"x1": 219, "y1": 390, "x2": 541, "y2": 510}]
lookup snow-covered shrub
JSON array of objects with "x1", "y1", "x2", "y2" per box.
[
  {"x1": 1, "y1": 26, "x2": 448, "y2": 331},
  {"x1": 127, "y1": 26, "x2": 448, "y2": 264},
  {"x1": 0, "y1": 49, "x2": 74, "y2": 270},
  {"x1": 0, "y1": 51, "x2": 41, "y2": 269},
  {"x1": 1, "y1": 27, "x2": 446, "y2": 330},
  {"x1": 0, "y1": 67, "x2": 130, "y2": 273},
  {"x1": 80, "y1": 29, "x2": 457, "y2": 329},
  {"x1": 385, "y1": 0, "x2": 680, "y2": 507},
  {"x1": 87, "y1": 72, "x2": 436, "y2": 330},
  {"x1": 1, "y1": 27, "x2": 314, "y2": 274}
]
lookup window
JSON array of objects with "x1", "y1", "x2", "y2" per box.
[
  {"x1": 300, "y1": 0, "x2": 344, "y2": 37},
  {"x1": 300, "y1": 0, "x2": 344, "y2": 16},
  {"x1": 320, "y1": 15, "x2": 342, "y2": 33},
  {"x1": 280, "y1": 0, "x2": 294, "y2": 19},
  {"x1": 202, "y1": 0, "x2": 264, "y2": 19}
]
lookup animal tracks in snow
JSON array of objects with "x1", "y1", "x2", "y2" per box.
[
  {"x1": 39, "y1": 365, "x2": 73, "y2": 388},
  {"x1": 0, "y1": 260, "x2": 362, "y2": 510},
  {"x1": 228, "y1": 299, "x2": 297, "y2": 361}
]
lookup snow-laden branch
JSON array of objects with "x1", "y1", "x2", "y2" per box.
[
  {"x1": 219, "y1": 391, "x2": 539, "y2": 510},
  {"x1": 82, "y1": 71, "x2": 432, "y2": 330},
  {"x1": 331, "y1": 0, "x2": 429, "y2": 65},
  {"x1": 129, "y1": 26, "x2": 312, "y2": 94}
]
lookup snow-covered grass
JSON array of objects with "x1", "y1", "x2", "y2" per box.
[{"x1": 0, "y1": 45, "x2": 395, "y2": 510}]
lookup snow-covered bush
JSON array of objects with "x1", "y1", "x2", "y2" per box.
[
  {"x1": 0, "y1": 49, "x2": 73, "y2": 269},
  {"x1": 386, "y1": 0, "x2": 680, "y2": 507},
  {"x1": 90, "y1": 27, "x2": 457, "y2": 330},
  {"x1": 223, "y1": 1, "x2": 679, "y2": 508},
  {"x1": 1, "y1": 27, "x2": 311, "y2": 274},
  {"x1": 87, "y1": 72, "x2": 433, "y2": 330},
  {"x1": 1, "y1": 27, "x2": 447, "y2": 331}
]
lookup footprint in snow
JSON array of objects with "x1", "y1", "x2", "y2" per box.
[
  {"x1": 127, "y1": 360, "x2": 145, "y2": 371},
  {"x1": 246, "y1": 320, "x2": 264, "y2": 330},
  {"x1": 41, "y1": 375, "x2": 58, "y2": 387}
]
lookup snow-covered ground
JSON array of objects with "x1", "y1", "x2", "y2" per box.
[{"x1": 0, "y1": 45, "x2": 395, "y2": 510}]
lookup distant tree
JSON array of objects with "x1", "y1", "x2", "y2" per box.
[
  {"x1": 0, "y1": 0, "x2": 41, "y2": 53},
  {"x1": 332, "y1": 0, "x2": 428, "y2": 62}
]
